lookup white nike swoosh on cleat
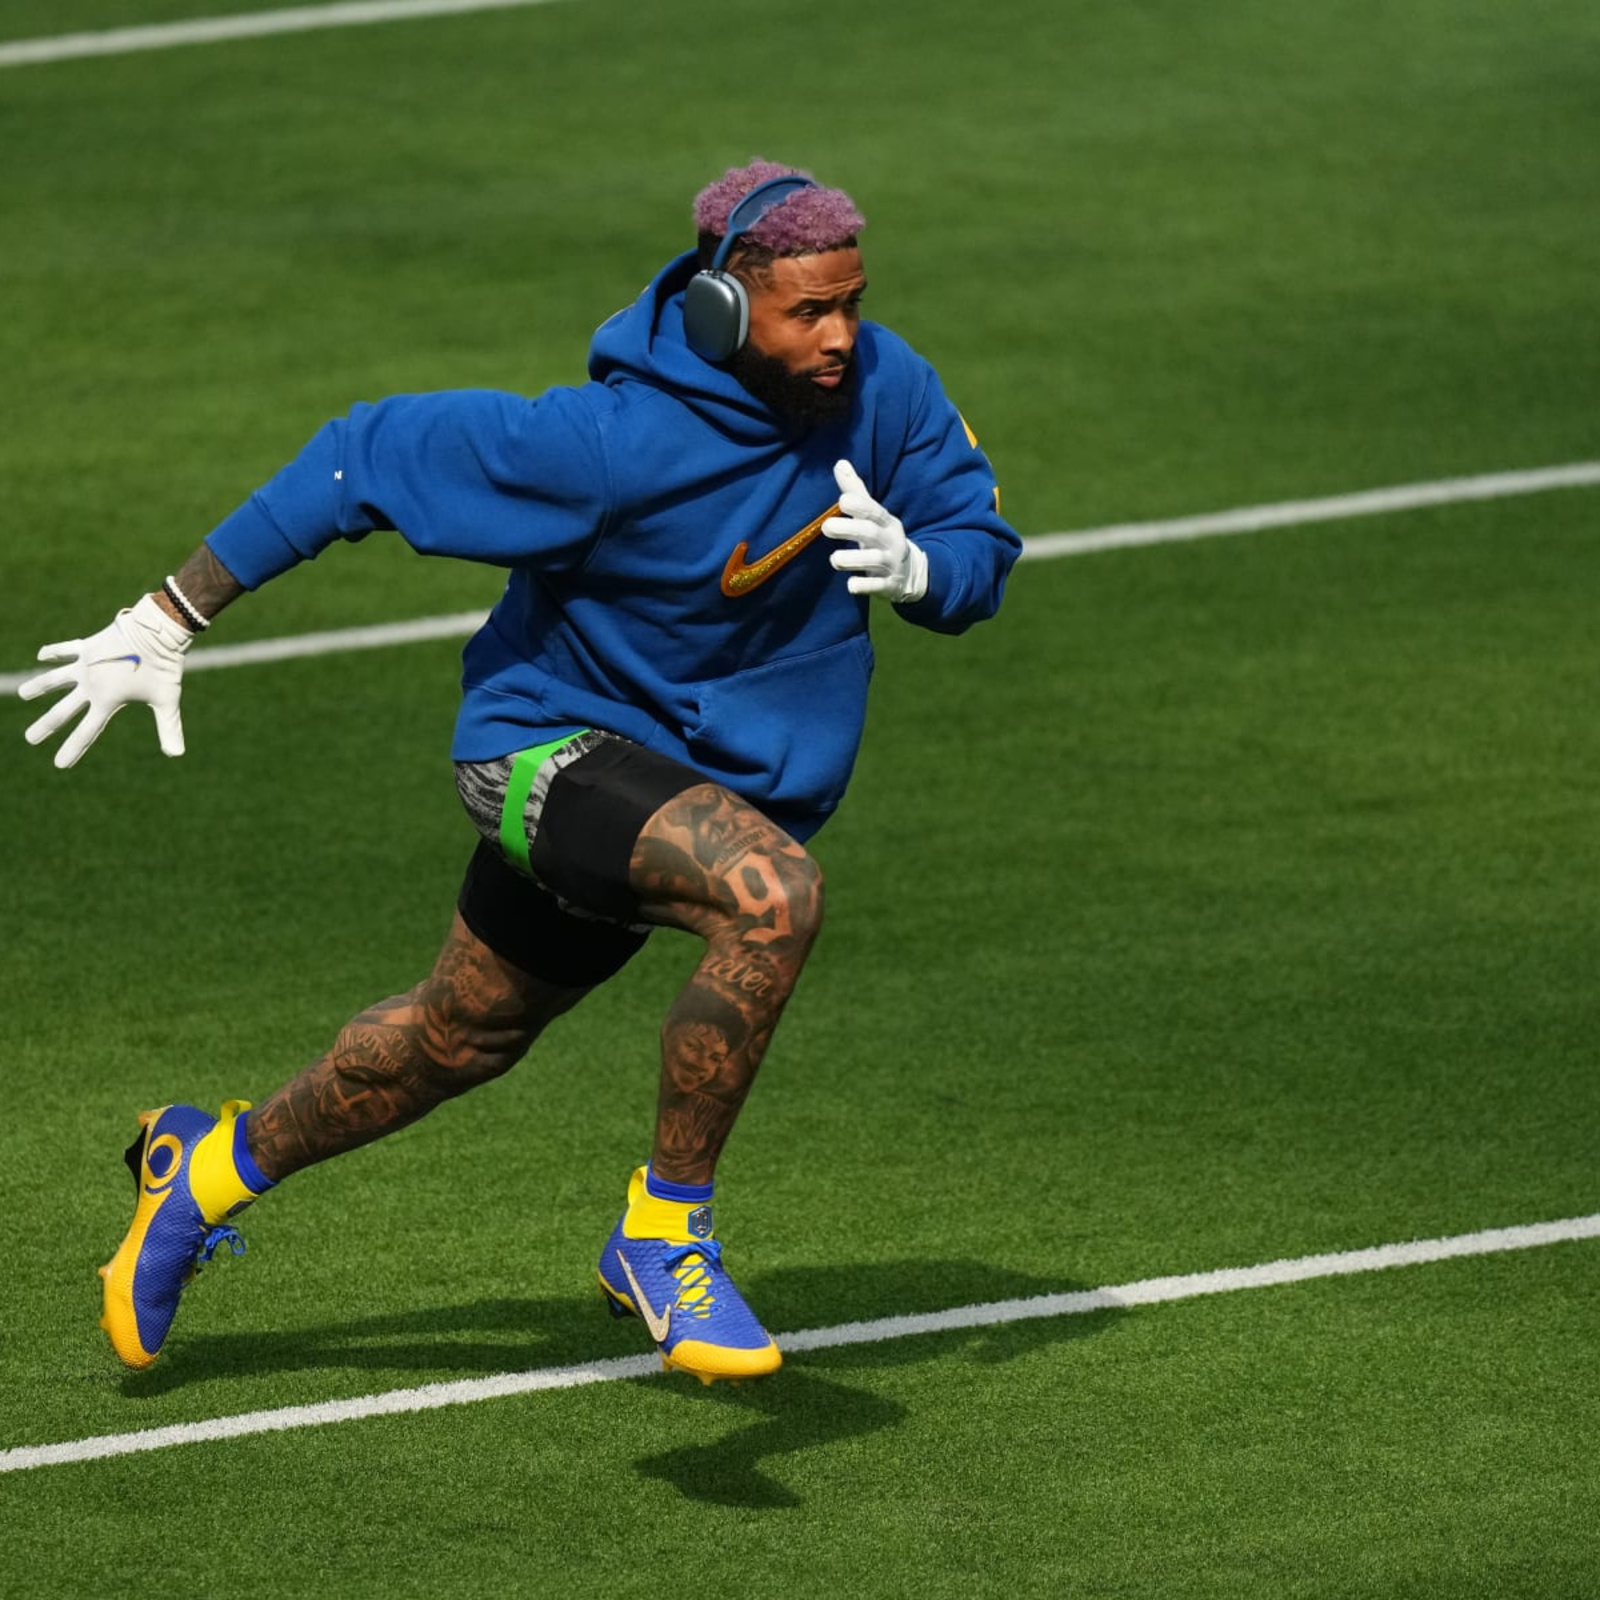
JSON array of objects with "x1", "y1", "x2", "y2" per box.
[{"x1": 616, "y1": 1249, "x2": 672, "y2": 1345}]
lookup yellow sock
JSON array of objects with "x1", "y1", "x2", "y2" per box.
[
  {"x1": 620, "y1": 1165, "x2": 716, "y2": 1244},
  {"x1": 188, "y1": 1100, "x2": 265, "y2": 1223}
]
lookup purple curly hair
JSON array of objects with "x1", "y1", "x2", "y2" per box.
[{"x1": 694, "y1": 158, "x2": 865, "y2": 260}]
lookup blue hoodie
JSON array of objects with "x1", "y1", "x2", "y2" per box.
[{"x1": 206, "y1": 252, "x2": 1021, "y2": 840}]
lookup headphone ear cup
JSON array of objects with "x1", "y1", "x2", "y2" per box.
[{"x1": 683, "y1": 270, "x2": 749, "y2": 362}]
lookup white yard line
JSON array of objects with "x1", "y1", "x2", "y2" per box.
[
  {"x1": 1023, "y1": 460, "x2": 1600, "y2": 557},
  {"x1": 0, "y1": 0, "x2": 569, "y2": 68},
  {"x1": 4, "y1": 1211, "x2": 1597, "y2": 1473},
  {"x1": 174, "y1": 609, "x2": 492, "y2": 673},
  {"x1": 3, "y1": 611, "x2": 492, "y2": 696},
  {"x1": 4, "y1": 461, "x2": 1598, "y2": 697}
]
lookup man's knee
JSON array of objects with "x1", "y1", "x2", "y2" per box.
[
  {"x1": 328, "y1": 978, "x2": 535, "y2": 1102},
  {"x1": 778, "y1": 848, "x2": 825, "y2": 949},
  {"x1": 632, "y1": 781, "x2": 826, "y2": 947},
  {"x1": 699, "y1": 847, "x2": 825, "y2": 998},
  {"x1": 335, "y1": 918, "x2": 582, "y2": 1102},
  {"x1": 417, "y1": 973, "x2": 541, "y2": 1089},
  {"x1": 703, "y1": 825, "x2": 825, "y2": 952}
]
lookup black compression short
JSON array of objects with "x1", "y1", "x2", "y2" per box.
[{"x1": 456, "y1": 733, "x2": 710, "y2": 989}]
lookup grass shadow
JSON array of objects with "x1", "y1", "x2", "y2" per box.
[
  {"x1": 117, "y1": 1285, "x2": 635, "y2": 1397},
  {"x1": 121, "y1": 1255, "x2": 1120, "y2": 1511},
  {"x1": 629, "y1": 1258, "x2": 1121, "y2": 1507}
]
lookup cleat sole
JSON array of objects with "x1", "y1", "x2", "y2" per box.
[{"x1": 660, "y1": 1350, "x2": 778, "y2": 1386}]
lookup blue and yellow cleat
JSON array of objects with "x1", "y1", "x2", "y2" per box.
[
  {"x1": 597, "y1": 1166, "x2": 781, "y2": 1385},
  {"x1": 98, "y1": 1102, "x2": 254, "y2": 1370}
]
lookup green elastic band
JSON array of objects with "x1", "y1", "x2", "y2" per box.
[{"x1": 499, "y1": 734, "x2": 584, "y2": 876}]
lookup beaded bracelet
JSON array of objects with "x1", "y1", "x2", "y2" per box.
[{"x1": 162, "y1": 576, "x2": 210, "y2": 632}]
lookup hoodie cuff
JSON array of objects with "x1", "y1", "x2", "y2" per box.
[{"x1": 205, "y1": 495, "x2": 308, "y2": 590}]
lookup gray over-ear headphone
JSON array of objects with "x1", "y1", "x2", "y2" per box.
[{"x1": 683, "y1": 174, "x2": 818, "y2": 363}]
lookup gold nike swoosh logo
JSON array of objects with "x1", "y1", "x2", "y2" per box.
[
  {"x1": 720, "y1": 502, "x2": 841, "y2": 597},
  {"x1": 617, "y1": 1249, "x2": 672, "y2": 1345}
]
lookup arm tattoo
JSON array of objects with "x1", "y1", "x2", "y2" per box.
[{"x1": 172, "y1": 545, "x2": 246, "y2": 622}]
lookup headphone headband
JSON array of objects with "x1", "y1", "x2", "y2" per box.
[
  {"x1": 686, "y1": 174, "x2": 819, "y2": 363},
  {"x1": 709, "y1": 175, "x2": 818, "y2": 270}
]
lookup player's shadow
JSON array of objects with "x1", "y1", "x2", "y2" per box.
[
  {"x1": 117, "y1": 1257, "x2": 1118, "y2": 1509},
  {"x1": 116, "y1": 1285, "x2": 648, "y2": 1396},
  {"x1": 627, "y1": 1259, "x2": 1120, "y2": 1508}
]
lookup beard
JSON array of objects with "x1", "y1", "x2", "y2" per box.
[{"x1": 728, "y1": 344, "x2": 856, "y2": 428}]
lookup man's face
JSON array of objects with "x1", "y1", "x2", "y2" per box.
[{"x1": 730, "y1": 247, "x2": 866, "y2": 424}]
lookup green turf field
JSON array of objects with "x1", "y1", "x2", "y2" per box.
[{"x1": 3, "y1": 1, "x2": 1598, "y2": 1594}]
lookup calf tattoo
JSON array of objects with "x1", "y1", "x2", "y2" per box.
[
  {"x1": 631, "y1": 785, "x2": 825, "y2": 1186},
  {"x1": 245, "y1": 915, "x2": 573, "y2": 1181}
]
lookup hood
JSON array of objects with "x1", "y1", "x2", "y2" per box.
[{"x1": 587, "y1": 251, "x2": 795, "y2": 446}]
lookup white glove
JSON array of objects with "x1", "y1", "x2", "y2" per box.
[
  {"x1": 823, "y1": 459, "x2": 929, "y2": 602},
  {"x1": 18, "y1": 595, "x2": 194, "y2": 769}
]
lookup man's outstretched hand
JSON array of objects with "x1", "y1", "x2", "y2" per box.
[{"x1": 18, "y1": 595, "x2": 194, "y2": 769}]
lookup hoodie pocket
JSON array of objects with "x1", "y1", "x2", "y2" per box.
[{"x1": 687, "y1": 633, "x2": 875, "y2": 816}]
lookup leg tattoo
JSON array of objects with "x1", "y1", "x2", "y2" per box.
[
  {"x1": 631, "y1": 785, "x2": 824, "y2": 1186},
  {"x1": 246, "y1": 914, "x2": 585, "y2": 1182}
]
